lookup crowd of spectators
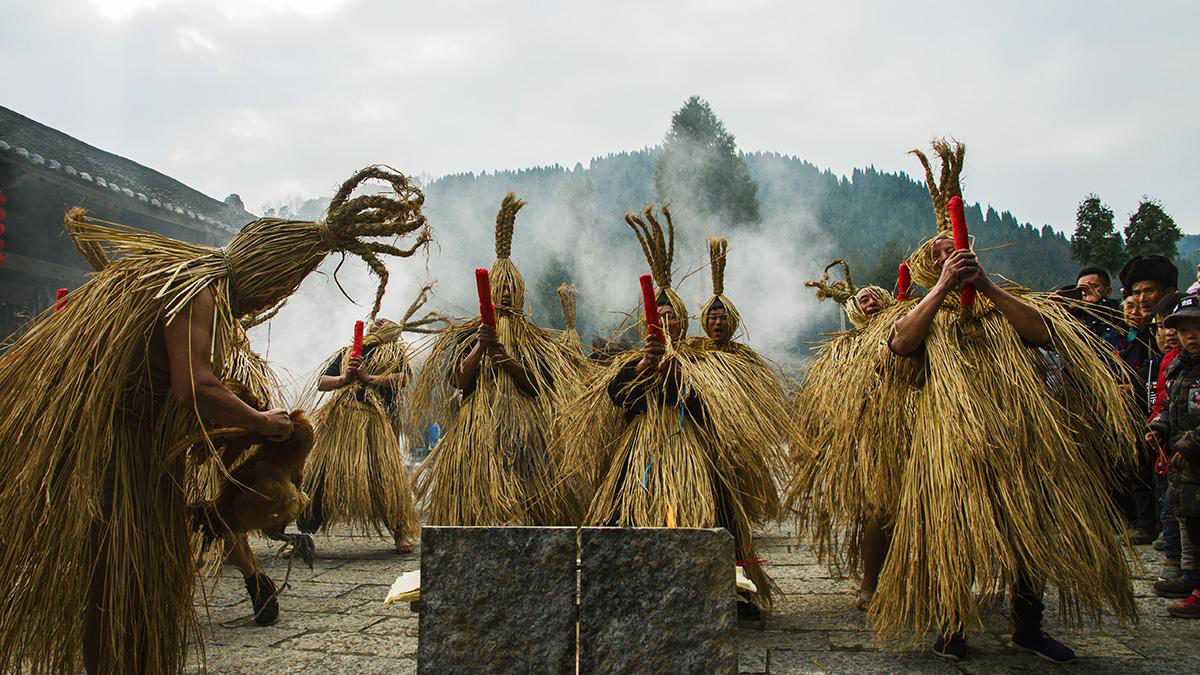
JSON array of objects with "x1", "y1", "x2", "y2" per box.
[{"x1": 1070, "y1": 256, "x2": 1200, "y2": 618}]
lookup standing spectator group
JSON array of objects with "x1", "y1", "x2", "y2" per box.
[{"x1": 1074, "y1": 254, "x2": 1200, "y2": 618}]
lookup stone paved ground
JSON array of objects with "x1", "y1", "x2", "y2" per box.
[{"x1": 189, "y1": 523, "x2": 1200, "y2": 674}]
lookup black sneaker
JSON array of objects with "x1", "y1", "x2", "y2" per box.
[
  {"x1": 1154, "y1": 576, "x2": 1199, "y2": 599},
  {"x1": 932, "y1": 633, "x2": 968, "y2": 662},
  {"x1": 244, "y1": 573, "x2": 280, "y2": 626},
  {"x1": 1011, "y1": 632, "x2": 1076, "y2": 664}
]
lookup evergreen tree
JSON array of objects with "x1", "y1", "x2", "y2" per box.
[
  {"x1": 1124, "y1": 197, "x2": 1182, "y2": 260},
  {"x1": 532, "y1": 255, "x2": 575, "y2": 330},
  {"x1": 866, "y1": 239, "x2": 906, "y2": 290},
  {"x1": 1070, "y1": 195, "x2": 1124, "y2": 271},
  {"x1": 654, "y1": 96, "x2": 760, "y2": 227}
]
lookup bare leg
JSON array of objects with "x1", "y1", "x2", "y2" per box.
[
  {"x1": 225, "y1": 533, "x2": 261, "y2": 578},
  {"x1": 83, "y1": 526, "x2": 108, "y2": 675},
  {"x1": 857, "y1": 517, "x2": 892, "y2": 609}
]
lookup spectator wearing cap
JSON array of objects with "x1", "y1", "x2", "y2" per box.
[
  {"x1": 1119, "y1": 255, "x2": 1179, "y2": 544},
  {"x1": 1144, "y1": 292, "x2": 1190, "y2": 587},
  {"x1": 1149, "y1": 294, "x2": 1200, "y2": 617}
]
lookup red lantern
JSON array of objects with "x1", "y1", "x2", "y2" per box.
[
  {"x1": 351, "y1": 320, "x2": 365, "y2": 358},
  {"x1": 476, "y1": 268, "x2": 496, "y2": 328},
  {"x1": 639, "y1": 274, "x2": 662, "y2": 339},
  {"x1": 947, "y1": 196, "x2": 975, "y2": 307}
]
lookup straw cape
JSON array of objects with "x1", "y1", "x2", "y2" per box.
[
  {"x1": 413, "y1": 193, "x2": 585, "y2": 526},
  {"x1": 557, "y1": 208, "x2": 783, "y2": 610},
  {"x1": 784, "y1": 260, "x2": 919, "y2": 582},
  {"x1": 557, "y1": 283, "x2": 584, "y2": 355},
  {"x1": 301, "y1": 285, "x2": 445, "y2": 544},
  {"x1": 0, "y1": 166, "x2": 429, "y2": 674},
  {"x1": 865, "y1": 141, "x2": 1139, "y2": 643},
  {"x1": 682, "y1": 236, "x2": 795, "y2": 608}
]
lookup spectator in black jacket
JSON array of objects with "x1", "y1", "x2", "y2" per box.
[{"x1": 1120, "y1": 255, "x2": 1179, "y2": 543}]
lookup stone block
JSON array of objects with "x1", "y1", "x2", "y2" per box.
[
  {"x1": 579, "y1": 527, "x2": 736, "y2": 674},
  {"x1": 417, "y1": 526, "x2": 576, "y2": 674}
]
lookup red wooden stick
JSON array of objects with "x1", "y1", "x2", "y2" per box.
[
  {"x1": 896, "y1": 263, "x2": 911, "y2": 301},
  {"x1": 351, "y1": 320, "x2": 364, "y2": 358},
  {"x1": 54, "y1": 288, "x2": 68, "y2": 312},
  {"x1": 639, "y1": 274, "x2": 662, "y2": 339},
  {"x1": 476, "y1": 268, "x2": 496, "y2": 327},
  {"x1": 947, "y1": 196, "x2": 976, "y2": 306}
]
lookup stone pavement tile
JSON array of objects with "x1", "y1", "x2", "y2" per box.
[
  {"x1": 738, "y1": 629, "x2": 830, "y2": 652},
  {"x1": 266, "y1": 594, "x2": 362, "y2": 615},
  {"x1": 767, "y1": 594, "x2": 868, "y2": 632},
  {"x1": 770, "y1": 564, "x2": 835, "y2": 581},
  {"x1": 194, "y1": 621, "x2": 306, "y2": 649},
  {"x1": 188, "y1": 646, "x2": 417, "y2": 674},
  {"x1": 826, "y1": 630, "x2": 883, "y2": 651},
  {"x1": 778, "y1": 576, "x2": 855, "y2": 595},
  {"x1": 278, "y1": 629, "x2": 418, "y2": 659},
  {"x1": 347, "y1": 596, "x2": 420, "y2": 617},
  {"x1": 339, "y1": 583, "x2": 393, "y2": 602},
  {"x1": 766, "y1": 649, "x2": 960, "y2": 674},
  {"x1": 738, "y1": 645, "x2": 767, "y2": 673},
  {"x1": 362, "y1": 616, "x2": 419, "y2": 638},
  {"x1": 311, "y1": 563, "x2": 417, "y2": 585}
]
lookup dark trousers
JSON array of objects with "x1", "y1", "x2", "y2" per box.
[
  {"x1": 297, "y1": 480, "x2": 325, "y2": 534},
  {"x1": 1011, "y1": 576, "x2": 1045, "y2": 638},
  {"x1": 1131, "y1": 446, "x2": 1161, "y2": 534},
  {"x1": 946, "y1": 575, "x2": 1043, "y2": 639}
]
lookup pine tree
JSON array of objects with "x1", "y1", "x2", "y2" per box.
[
  {"x1": 1070, "y1": 195, "x2": 1124, "y2": 271},
  {"x1": 1124, "y1": 197, "x2": 1182, "y2": 260},
  {"x1": 533, "y1": 255, "x2": 575, "y2": 329},
  {"x1": 654, "y1": 96, "x2": 760, "y2": 227}
]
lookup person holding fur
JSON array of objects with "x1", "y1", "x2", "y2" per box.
[
  {"x1": 414, "y1": 193, "x2": 582, "y2": 526},
  {"x1": 878, "y1": 141, "x2": 1137, "y2": 663},
  {"x1": 0, "y1": 167, "x2": 430, "y2": 674},
  {"x1": 299, "y1": 286, "x2": 444, "y2": 553}
]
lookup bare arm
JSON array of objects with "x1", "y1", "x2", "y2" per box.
[
  {"x1": 453, "y1": 341, "x2": 485, "y2": 390},
  {"x1": 976, "y1": 275, "x2": 1051, "y2": 347},
  {"x1": 164, "y1": 289, "x2": 292, "y2": 439},
  {"x1": 889, "y1": 283, "x2": 953, "y2": 355},
  {"x1": 317, "y1": 356, "x2": 362, "y2": 391}
]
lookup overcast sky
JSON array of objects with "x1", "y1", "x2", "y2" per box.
[{"x1": 3, "y1": 0, "x2": 1197, "y2": 233}]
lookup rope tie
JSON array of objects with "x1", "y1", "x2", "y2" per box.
[
  {"x1": 314, "y1": 218, "x2": 339, "y2": 249},
  {"x1": 219, "y1": 249, "x2": 239, "y2": 312}
]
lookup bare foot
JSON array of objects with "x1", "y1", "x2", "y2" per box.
[
  {"x1": 393, "y1": 531, "x2": 414, "y2": 554},
  {"x1": 855, "y1": 589, "x2": 874, "y2": 611}
]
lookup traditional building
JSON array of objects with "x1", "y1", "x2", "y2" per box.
[{"x1": 0, "y1": 104, "x2": 254, "y2": 339}]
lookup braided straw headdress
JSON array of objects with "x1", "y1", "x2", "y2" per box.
[
  {"x1": 490, "y1": 192, "x2": 527, "y2": 312},
  {"x1": 699, "y1": 236, "x2": 741, "y2": 337},
  {"x1": 906, "y1": 139, "x2": 968, "y2": 288},
  {"x1": 66, "y1": 165, "x2": 431, "y2": 322},
  {"x1": 364, "y1": 283, "x2": 448, "y2": 346},
  {"x1": 805, "y1": 260, "x2": 894, "y2": 330},
  {"x1": 626, "y1": 202, "x2": 687, "y2": 337}
]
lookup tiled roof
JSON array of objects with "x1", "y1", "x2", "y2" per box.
[{"x1": 0, "y1": 105, "x2": 255, "y2": 233}]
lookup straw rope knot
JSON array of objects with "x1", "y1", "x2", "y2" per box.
[{"x1": 314, "y1": 217, "x2": 339, "y2": 249}]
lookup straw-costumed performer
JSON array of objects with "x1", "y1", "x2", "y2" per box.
[
  {"x1": 299, "y1": 285, "x2": 445, "y2": 553},
  {"x1": 67, "y1": 209, "x2": 289, "y2": 627},
  {"x1": 559, "y1": 205, "x2": 774, "y2": 617},
  {"x1": 877, "y1": 140, "x2": 1137, "y2": 663},
  {"x1": 784, "y1": 259, "x2": 917, "y2": 613},
  {"x1": 0, "y1": 166, "x2": 430, "y2": 674},
  {"x1": 558, "y1": 283, "x2": 585, "y2": 356},
  {"x1": 413, "y1": 193, "x2": 583, "y2": 526},
  {"x1": 683, "y1": 235, "x2": 794, "y2": 616}
]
